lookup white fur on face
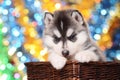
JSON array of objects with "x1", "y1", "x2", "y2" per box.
[
  {"x1": 53, "y1": 30, "x2": 61, "y2": 38},
  {"x1": 43, "y1": 35, "x2": 54, "y2": 48},
  {"x1": 43, "y1": 35, "x2": 63, "y2": 56},
  {"x1": 67, "y1": 31, "x2": 88, "y2": 56},
  {"x1": 76, "y1": 31, "x2": 88, "y2": 44},
  {"x1": 67, "y1": 28, "x2": 74, "y2": 37},
  {"x1": 53, "y1": 41, "x2": 63, "y2": 56}
]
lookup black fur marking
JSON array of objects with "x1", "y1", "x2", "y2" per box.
[
  {"x1": 53, "y1": 10, "x2": 72, "y2": 46},
  {"x1": 54, "y1": 12, "x2": 71, "y2": 35},
  {"x1": 53, "y1": 35, "x2": 61, "y2": 44},
  {"x1": 67, "y1": 32, "x2": 77, "y2": 42}
]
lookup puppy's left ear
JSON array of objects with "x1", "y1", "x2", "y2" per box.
[
  {"x1": 44, "y1": 12, "x2": 53, "y2": 25},
  {"x1": 71, "y1": 10, "x2": 84, "y2": 25}
]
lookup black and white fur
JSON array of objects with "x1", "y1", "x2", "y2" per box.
[{"x1": 43, "y1": 10, "x2": 106, "y2": 69}]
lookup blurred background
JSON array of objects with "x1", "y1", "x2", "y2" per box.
[{"x1": 0, "y1": 0, "x2": 120, "y2": 80}]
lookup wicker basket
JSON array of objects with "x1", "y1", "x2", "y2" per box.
[{"x1": 25, "y1": 61, "x2": 120, "y2": 80}]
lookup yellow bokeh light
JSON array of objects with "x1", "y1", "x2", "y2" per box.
[
  {"x1": 3, "y1": 39, "x2": 9, "y2": 46},
  {"x1": 43, "y1": 0, "x2": 49, "y2": 3},
  {"x1": 30, "y1": 49, "x2": 36, "y2": 55},
  {"x1": 29, "y1": 45, "x2": 36, "y2": 54},
  {"x1": 102, "y1": 34, "x2": 110, "y2": 42},
  {"x1": 24, "y1": 9, "x2": 29, "y2": 14},
  {"x1": 55, "y1": 3, "x2": 61, "y2": 9},
  {"x1": 103, "y1": 28, "x2": 108, "y2": 34},
  {"x1": 38, "y1": 56, "x2": 46, "y2": 61},
  {"x1": 24, "y1": 43, "x2": 29, "y2": 50},
  {"x1": 29, "y1": 28, "x2": 37, "y2": 38},
  {"x1": 23, "y1": 16, "x2": 29, "y2": 22}
]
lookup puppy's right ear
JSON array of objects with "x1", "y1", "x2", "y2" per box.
[
  {"x1": 44, "y1": 12, "x2": 53, "y2": 25},
  {"x1": 71, "y1": 10, "x2": 84, "y2": 25}
]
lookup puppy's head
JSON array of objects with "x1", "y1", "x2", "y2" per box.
[{"x1": 43, "y1": 10, "x2": 89, "y2": 59}]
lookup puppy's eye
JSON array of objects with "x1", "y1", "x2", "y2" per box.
[
  {"x1": 53, "y1": 35, "x2": 61, "y2": 44},
  {"x1": 67, "y1": 32, "x2": 77, "y2": 42}
]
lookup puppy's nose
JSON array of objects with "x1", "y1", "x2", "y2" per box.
[{"x1": 62, "y1": 50, "x2": 69, "y2": 57}]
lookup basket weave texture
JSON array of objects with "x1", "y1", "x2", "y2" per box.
[{"x1": 25, "y1": 61, "x2": 120, "y2": 80}]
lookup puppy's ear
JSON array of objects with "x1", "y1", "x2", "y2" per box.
[
  {"x1": 71, "y1": 10, "x2": 83, "y2": 25},
  {"x1": 44, "y1": 12, "x2": 53, "y2": 25}
]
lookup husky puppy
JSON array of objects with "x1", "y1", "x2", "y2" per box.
[{"x1": 43, "y1": 9, "x2": 106, "y2": 69}]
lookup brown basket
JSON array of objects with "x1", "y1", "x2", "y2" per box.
[{"x1": 25, "y1": 61, "x2": 120, "y2": 80}]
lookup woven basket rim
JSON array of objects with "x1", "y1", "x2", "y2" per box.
[{"x1": 25, "y1": 61, "x2": 120, "y2": 66}]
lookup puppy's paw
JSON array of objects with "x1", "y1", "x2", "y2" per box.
[
  {"x1": 48, "y1": 53, "x2": 67, "y2": 70},
  {"x1": 75, "y1": 51, "x2": 99, "y2": 63}
]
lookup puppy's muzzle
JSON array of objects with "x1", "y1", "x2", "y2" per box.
[{"x1": 62, "y1": 50, "x2": 69, "y2": 57}]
